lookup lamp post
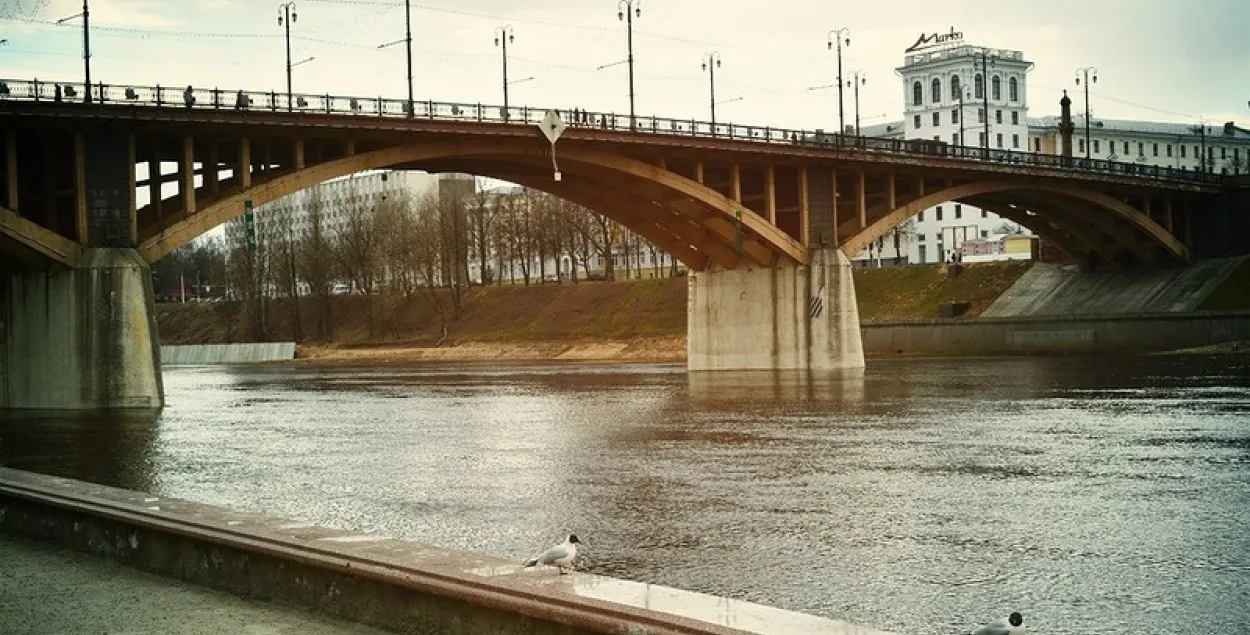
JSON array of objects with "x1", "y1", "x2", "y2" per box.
[
  {"x1": 701, "y1": 51, "x2": 721, "y2": 125},
  {"x1": 377, "y1": 0, "x2": 414, "y2": 116},
  {"x1": 617, "y1": 0, "x2": 641, "y2": 130},
  {"x1": 1075, "y1": 66, "x2": 1098, "y2": 163},
  {"x1": 972, "y1": 47, "x2": 996, "y2": 157},
  {"x1": 957, "y1": 88, "x2": 971, "y2": 154},
  {"x1": 494, "y1": 26, "x2": 514, "y2": 121},
  {"x1": 56, "y1": 1, "x2": 91, "y2": 103},
  {"x1": 277, "y1": 2, "x2": 298, "y2": 111},
  {"x1": 1191, "y1": 122, "x2": 1208, "y2": 174},
  {"x1": 847, "y1": 70, "x2": 865, "y2": 136},
  {"x1": 826, "y1": 28, "x2": 850, "y2": 136}
]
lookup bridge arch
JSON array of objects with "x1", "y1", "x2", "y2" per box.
[
  {"x1": 138, "y1": 142, "x2": 805, "y2": 268},
  {"x1": 838, "y1": 180, "x2": 1187, "y2": 266}
]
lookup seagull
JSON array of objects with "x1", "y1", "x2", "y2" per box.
[
  {"x1": 971, "y1": 612, "x2": 1024, "y2": 635},
  {"x1": 522, "y1": 533, "x2": 581, "y2": 574}
]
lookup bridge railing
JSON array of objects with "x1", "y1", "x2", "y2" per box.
[{"x1": 0, "y1": 78, "x2": 1226, "y2": 187}]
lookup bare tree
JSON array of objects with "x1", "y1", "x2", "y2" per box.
[
  {"x1": 332, "y1": 182, "x2": 383, "y2": 335},
  {"x1": 468, "y1": 186, "x2": 498, "y2": 285},
  {"x1": 299, "y1": 188, "x2": 336, "y2": 339}
]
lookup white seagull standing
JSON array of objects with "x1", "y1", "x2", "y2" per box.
[
  {"x1": 971, "y1": 611, "x2": 1024, "y2": 635},
  {"x1": 522, "y1": 534, "x2": 581, "y2": 574}
]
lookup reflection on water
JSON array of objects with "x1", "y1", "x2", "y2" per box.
[{"x1": 2, "y1": 356, "x2": 1250, "y2": 635}]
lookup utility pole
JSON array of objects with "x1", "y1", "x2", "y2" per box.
[
  {"x1": 56, "y1": 1, "x2": 91, "y2": 103},
  {"x1": 848, "y1": 70, "x2": 865, "y2": 136},
  {"x1": 617, "y1": 0, "x2": 641, "y2": 130},
  {"x1": 975, "y1": 48, "x2": 996, "y2": 158},
  {"x1": 277, "y1": 2, "x2": 298, "y2": 111},
  {"x1": 1075, "y1": 66, "x2": 1098, "y2": 163},
  {"x1": 702, "y1": 51, "x2": 721, "y2": 125},
  {"x1": 827, "y1": 28, "x2": 850, "y2": 136},
  {"x1": 495, "y1": 26, "x2": 514, "y2": 121},
  {"x1": 377, "y1": 0, "x2": 415, "y2": 116}
]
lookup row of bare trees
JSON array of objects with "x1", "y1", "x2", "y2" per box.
[{"x1": 165, "y1": 181, "x2": 683, "y2": 342}]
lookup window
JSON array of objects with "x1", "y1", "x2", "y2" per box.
[
  {"x1": 952, "y1": 133, "x2": 960, "y2": 144},
  {"x1": 974, "y1": 73, "x2": 983, "y2": 99},
  {"x1": 996, "y1": 133, "x2": 1003, "y2": 148},
  {"x1": 951, "y1": 75, "x2": 962, "y2": 101},
  {"x1": 1034, "y1": 138, "x2": 1041, "y2": 152},
  {"x1": 991, "y1": 75, "x2": 1001, "y2": 100},
  {"x1": 955, "y1": 204, "x2": 962, "y2": 219},
  {"x1": 933, "y1": 135, "x2": 940, "y2": 141},
  {"x1": 1012, "y1": 134, "x2": 1020, "y2": 149},
  {"x1": 1181, "y1": 145, "x2": 1187, "y2": 158},
  {"x1": 1194, "y1": 145, "x2": 1199, "y2": 158},
  {"x1": 1166, "y1": 144, "x2": 1172, "y2": 157},
  {"x1": 933, "y1": 112, "x2": 940, "y2": 126},
  {"x1": 1138, "y1": 142, "x2": 1144, "y2": 157},
  {"x1": 912, "y1": 81, "x2": 923, "y2": 106},
  {"x1": 1221, "y1": 147, "x2": 1228, "y2": 159},
  {"x1": 918, "y1": 211, "x2": 924, "y2": 222},
  {"x1": 1152, "y1": 143, "x2": 1159, "y2": 157},
  {"x1": 996, "y1": 110, "x2": 1003, "y2": 124},
  {"x1": 977, "y1": 108, "x2": 985, "y2": 123},
  {"x1": 980, "y1": 132, "x2": 987, "y2": 146},
  {"x1": 952, "y1": 108, "x2": 960, "y2": 124},
  {"x1": 936, "y1": 206, "x2": 944, "y2": 221},
  {"x1": 1124, "y1": 142, "x2": 1130, "y2": 154},
  {"x1": 1079, "y1": 139, "x2": 1086, "y2": 153},
  {"x1": 981, "y1": 230, "x2": 989, "y2": 238},
  {"x1": 1008, "y1": 76, "x2": 1019, "y2": 102},
  {"x1": 914, "y1": 114, "x2": 922, "y2": 129},
  {"x1": 1094, "y1": 140, "x2": 1100, "y2": 154},
  {"x1": 918, "y1": 245, "x2": 927, "y2": 264},
  {"x1": 917, "y1": 233, "x2": 925, "y2": 241},
  {"x1": 1011, "y1": 111, "x2": 1019, "y2": 125},
  {"x1": 931, "y1": 77, "x2": 942, "y2": 103},
  {"x1": 982, "y1": 209, "x2": 988, "y2": 218}
]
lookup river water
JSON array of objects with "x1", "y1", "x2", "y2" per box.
[{"x1": 2, "y1": 356, "x2": 1248, "y2": 635}]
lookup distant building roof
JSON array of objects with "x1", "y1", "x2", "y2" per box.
[{"x1": 1028, "y1": 116, "x2": 1250, "y2": 140}]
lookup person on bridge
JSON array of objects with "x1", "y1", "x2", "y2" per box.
[
  {"x1": 183, "y1": 86, "x2": 195, "y2": 109},
  {"x1": 234, "y1": 90, "x2": 248, "y2": 110}
]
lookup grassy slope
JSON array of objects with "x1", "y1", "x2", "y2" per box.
[{"x1": 156, "y1": 263, "x2": 1034, "y2": 345}]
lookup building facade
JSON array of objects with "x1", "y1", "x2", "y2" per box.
[{"x1": 855, "y1": 33, "x2": 1250, "y2": 267}]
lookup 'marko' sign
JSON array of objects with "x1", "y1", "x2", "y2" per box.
[{"x1": 904, "y1": 27, "x2": 964, "y2": 53}]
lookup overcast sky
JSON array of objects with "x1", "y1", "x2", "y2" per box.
[{"x1": 3, "y1": 0, "x2": 1247, "y2": 130}]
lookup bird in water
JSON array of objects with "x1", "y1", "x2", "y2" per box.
[
  {"x1": 971, "y1": 611, "x2": 1024, "y2": 635},
  {"x1": 522, "y1": 534, "x2": 581, "y2": 574}
]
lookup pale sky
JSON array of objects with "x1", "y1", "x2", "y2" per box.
[{"x1": 3, "y1": 0, "x2": 1248, "y2": 131}]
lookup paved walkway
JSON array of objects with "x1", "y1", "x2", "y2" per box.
[{"x1": 0, "y1": 536, "x2": 391, "y2": 635}]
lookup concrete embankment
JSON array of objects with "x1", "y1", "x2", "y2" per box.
[
  {"x1": 161, "y1": 342, "x2": 296, "y2": 365},
  {"x1": 0, "y1": 467, "x2": 895, "y2": 635}
]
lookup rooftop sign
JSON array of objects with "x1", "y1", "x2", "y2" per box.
[{"x1": 904, "y1": 27, "x2": 963, "y2": 53}]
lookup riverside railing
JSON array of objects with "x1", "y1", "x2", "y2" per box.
[{"x1": 0, "y1": 77, "x2": 1225, "y2": 187}]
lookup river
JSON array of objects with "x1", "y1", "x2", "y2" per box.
[{"x1": 2, "y1": 355, "x2": 1248, "y2": 635}]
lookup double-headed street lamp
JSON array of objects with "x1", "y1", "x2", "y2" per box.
[
  {"x1": 617, "y1": 0, "x2": 641, "y2": 130},
  {"x1": 701, "y1": 51, "x2": 721, "y2": 125},
  {"x1": 56, "y1": 1, "x2": 91, "y2": 102},
  {"x1": 1074, "y1": 66, "x2": 1098, "y2": 163},
  {"x1": 847, "y1": 71, "x2": 865, "y2": 136},
  {"x1": 276, "y1": 2, "x2": 313, "y2": 111},
  {"x1": 494, "y1": 26, "x2": 515, "y2": 121},
  {"x1": 377, "y1": 0, "x2": 415, "y2": 116},
  {"x1": 826, "y1": 27, "x2": 850, "y2": 135}
]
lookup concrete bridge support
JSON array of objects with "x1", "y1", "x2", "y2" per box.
[
  {"x1": 1, "y1": 249, "x2": 163, "y2": 409},
  {"x1": 687, "y1": 248, "x2": 865, "y2": 371}
]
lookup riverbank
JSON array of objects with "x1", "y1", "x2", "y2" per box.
[{"x1": 297, "y1": 337, "x2": 687, "y2": 364}]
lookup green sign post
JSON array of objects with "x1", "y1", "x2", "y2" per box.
[{"x1": 244, "y1": 199, "x2": 257, "y2": 251}]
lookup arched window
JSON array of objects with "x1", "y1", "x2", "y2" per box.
[
  {"x1": 991, "y1": 75, "x2": 1002, "y2": 101},
  {"x1": 912, "y1": 81, "x2": 923, "y2": 106},
  {"x1": 974, "y1": 73, "x2": 983, "y2": 99},
  {"x1": 950, "y1": 75, "x2": 962, "y2": 101},
  {"x1": 931, "y1": 77, "x2": 942, "y2": 103},
  {"x1": 1008, "y1": 77, "x2": 1019, "y2": 102}
]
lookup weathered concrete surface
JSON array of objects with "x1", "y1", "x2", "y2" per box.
[
  {"x1": 161, "y1": 342, "x2": 297, "y2": 365},
  {"x1": 1, "y1": 248, "x2": 163, "y2": 409},
  {"x1": 688, "y1": 248, "x2": 864, "y2": 371},
  {"x1": 0, "y1": 467, "x2": 894, "y2": 635},
  {"x1": 0, "y1": 535, "x2": 391, "y2": 635},
  {"x1": 982, "y1": 257, "x2": 1247, "y2": 318},
  {"x1": 862, "y1": 311, "x2": 1250, "y2": 356}
]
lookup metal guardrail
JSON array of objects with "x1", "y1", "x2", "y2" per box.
[{"x1": 0, "y1": 77, "x2": 1227, "y2": 187}]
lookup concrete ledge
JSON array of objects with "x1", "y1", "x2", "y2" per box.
[
  {"x1": 0, "y1": 468, "x2": 892, "y2": 635},
  {"x1": 862, "y1": 310, "x2": 1250, "y2": 356},
  {"x1": 161, "y1": 342, "x2": 297, "y2": 365}
]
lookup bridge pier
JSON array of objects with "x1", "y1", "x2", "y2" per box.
[
  {"x1": 1, "y1": 249, "x2": 163, "y2": 409},
  {"x1": 687, "y1": 248, "x2": 865, "y2": 371}
]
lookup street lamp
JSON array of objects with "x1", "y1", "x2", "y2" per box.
[
  {"x1": 847, "y1": 70, "x2": 865, "y2": 136},
  {"x1": 377, "y1": 0, "x2": 414, "y2": 116},
  {"x1": 826, "y1": 27, "x2": 850, "y2": 136},
  {"x1": 957, "y1": 87, "x2": 971, "y2": 154},
  {"x1": 617, "y1": 0, "x2": 641, "y2": 130},
  {"x1": 277, "y1": 2, "x2": 299, "y2": 111},
  {"x1": 1075, "y1": 66, "x2": 1098, "y2": 163},
  {"x1": 972, "y1": 47, "x2": 997, "y2": 157},
  {"x1": 701, "y1": 51, "x2": 721, "y2": 125},
  {"x1": 494, "y1": 26, "x2": 515, "y2": 121},
  {"x1": 56, "y1": 1, "x2": 91, "y2": 103}
]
